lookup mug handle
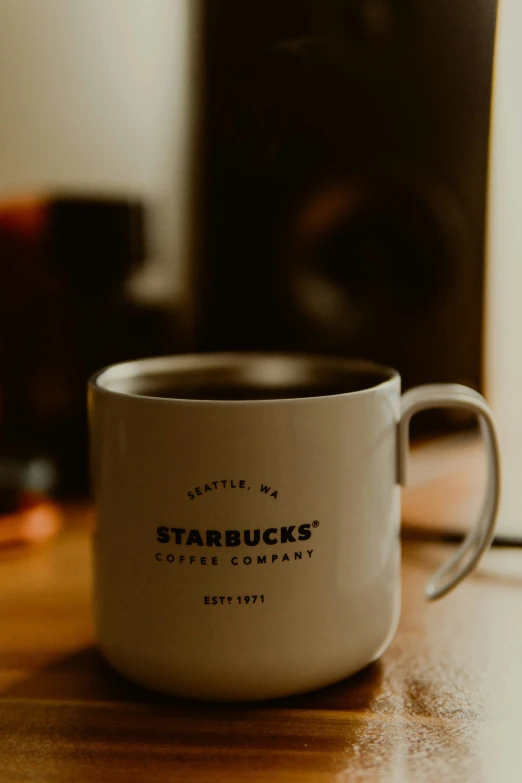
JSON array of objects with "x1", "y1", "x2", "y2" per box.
[{"x1": 399, "y1": 384, "x2": 501, "y2": 601}]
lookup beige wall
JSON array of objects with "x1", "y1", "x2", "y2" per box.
[
  {"x1": 486, "y1": 0, "x2": 522, "y2": 533},
  {"x1": 0, "y1": 0, "x2": 194, "y2": 302}
]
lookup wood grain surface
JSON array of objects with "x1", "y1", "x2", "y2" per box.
[{"x1": 1, "y1": 486, "x2": 522, "y2": 782}]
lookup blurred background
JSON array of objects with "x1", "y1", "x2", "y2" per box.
[{"x1": 0, "y1": 0, "x2": 520, "y2": 533}]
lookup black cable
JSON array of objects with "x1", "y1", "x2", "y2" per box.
[{"x1": 402, "y1": 528, "x2": 522, "y2": 548}]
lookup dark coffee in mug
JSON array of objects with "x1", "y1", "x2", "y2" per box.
[
  {"x1": 104, "y1": 361, "x2": 386, "y2": 400},
  {"x1": 133, "y1": 381, "x2": 384, "y2": 401}
]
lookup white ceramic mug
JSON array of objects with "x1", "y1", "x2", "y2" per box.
[{"x1": 89, "y1": 353, "x2": 501, "y2": 701}]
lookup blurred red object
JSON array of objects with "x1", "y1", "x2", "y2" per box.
[
  {"x1": 0, "y1": 195, "x2": 70, "y2": 483},
  {"x1": 0, "y1": 490, "x2": 62, "y2": 548}
]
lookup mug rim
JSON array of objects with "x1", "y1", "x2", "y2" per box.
[{"x1": 89, "y1": 352, "x2": 400, "y2": 405}]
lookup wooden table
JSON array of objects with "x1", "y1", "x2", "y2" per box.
[{"x1": 2, "y1": 466, "x2": 522, "y2": 781}]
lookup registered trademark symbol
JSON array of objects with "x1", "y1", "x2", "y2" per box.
[{"x1": 312, "y1": 520, "x2": 320, "y2": 528}]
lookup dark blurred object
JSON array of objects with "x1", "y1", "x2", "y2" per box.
[
  {"x1": 48, "y1": 197, "x2": 145, "y2": 295},
  {"x1": 0, "y1": 195, "x2": 174, "y2": 496},
  {"x1": 191, "y1": 0, "x2": 498, "y2": 431}
]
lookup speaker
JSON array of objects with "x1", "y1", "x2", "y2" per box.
[{"x1": 191, "y1": 0, "x2": 498, "y2": 397}]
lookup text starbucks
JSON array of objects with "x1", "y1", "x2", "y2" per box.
[{"x1": 156, "y1": 523, "x2": 313, "y2": 547}]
